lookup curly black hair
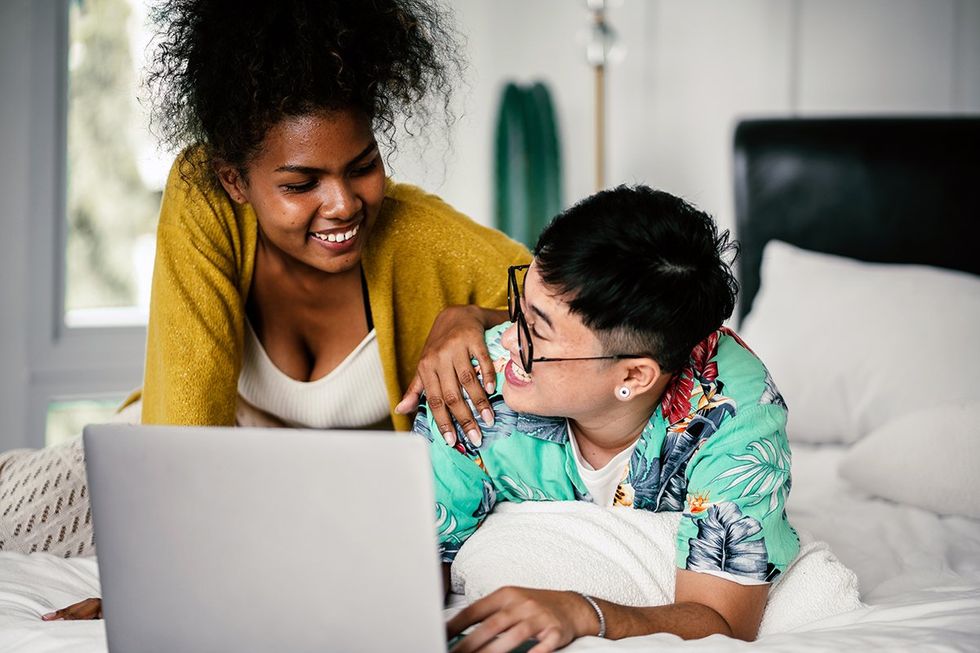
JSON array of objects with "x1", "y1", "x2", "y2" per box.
[{"x1": 145, "y1": 0, "x2": 462, "y2": 177}]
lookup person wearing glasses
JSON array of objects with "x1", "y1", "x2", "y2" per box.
[{"x1": 414, "y1": 185, "x2": 799, "y2": 651}]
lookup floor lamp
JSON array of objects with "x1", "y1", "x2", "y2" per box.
[{"x1": 586, "y1": 0, "x2": 618, "y2": 192}]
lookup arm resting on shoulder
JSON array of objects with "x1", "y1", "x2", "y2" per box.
[{"x1": 395, "y1": 306, "x2": 510, "y2": 443}]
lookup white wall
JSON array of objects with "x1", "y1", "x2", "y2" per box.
[
  {"x1": 397, "y1": 0, "x2": 980, "y2": 237},
  {"x1": 1, "y1": 0, "x2": 978, "y2": 451}
]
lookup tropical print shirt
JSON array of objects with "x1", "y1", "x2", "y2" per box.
[{"x1": 413, "y1": 323, "x2": 800, "y2": 584}]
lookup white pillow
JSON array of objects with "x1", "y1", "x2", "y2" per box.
[
  {"x1": 740, "y1": 241, "x2": 980, "y2": 443},
  {"x1": 450, "y1": 502, "x2": 863, "y2": 636},
  {"x1": 838, "y1": 401, "x2": 980, "y2": 519}
]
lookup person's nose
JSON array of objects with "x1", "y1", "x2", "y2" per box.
[
  {"x1": 501, "y1": 322, "x2": 519, "y2": 357},
  {"x1": 317, "y1": 178, "x2": 361, "y2": 222}
]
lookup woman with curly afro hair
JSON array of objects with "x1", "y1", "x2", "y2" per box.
[
  {"x1": 19, "y1": 0, "x2": 530, "y2": 620},
  {"x1": 126, "y1": 0, "x2": 529, "y2": 435},
  {"x1": 28, "y1": 0, "x2": 528, "y2": 439}
]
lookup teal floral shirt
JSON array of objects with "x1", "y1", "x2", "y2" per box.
[{"x1": 413, "y1": 324, "x2": 800, "y2": 583}]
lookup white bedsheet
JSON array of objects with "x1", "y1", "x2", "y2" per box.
[{"x1": 1, "y1": 445, "x2": 978, "y2": 652}]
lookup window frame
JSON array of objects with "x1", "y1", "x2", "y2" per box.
[{"x1": 26, "y1": 0, "x2": 148, "y2": 446}]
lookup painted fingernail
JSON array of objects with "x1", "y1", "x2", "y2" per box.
[
  {"x1": 485, "y1": 381, "x2": 496, "y2": 394},
  {"x1": 481, "y1": 409, "x2": 495, "y2": 427},
  {"x1": 468, "y1": 429, "x2": 482, "y2": 447},
  {"x1": 442, "y1": 432, "x2": 455, "y2": 446}
]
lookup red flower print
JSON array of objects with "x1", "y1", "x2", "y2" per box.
[{"x1": 660, "y1": 330, "x2": 724, "y2": 425}]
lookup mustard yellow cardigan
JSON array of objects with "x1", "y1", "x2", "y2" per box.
[{"x1": 134, "y1": 153, "x2": 530, "y2": 431}]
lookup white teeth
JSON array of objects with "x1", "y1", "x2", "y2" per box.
[
  {"x1": 311, "y1": 223, "x2": 359, "y2": 243},
  {"x1": 512, "y1": 360, "x2": 531, "y2": 381}
]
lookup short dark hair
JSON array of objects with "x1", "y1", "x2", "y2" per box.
[
  {"x1": 146, "y1": 0, "x2": 461, "y2": 175},
  {"x1": 533, "y1": 185, "x2": 739, "y2": 373}
]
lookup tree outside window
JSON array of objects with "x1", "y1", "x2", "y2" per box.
[{"x1": 66, "y1": 0, "x2": 170, "y2": 326}]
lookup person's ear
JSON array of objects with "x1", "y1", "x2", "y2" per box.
[
  {"x1": 614, "y1": 358, "x2": 664, "y2": 401},
  {"x1": 214, "y1": 163, "x2": 249, "y2": 204}
]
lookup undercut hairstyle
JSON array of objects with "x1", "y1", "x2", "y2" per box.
[
  {"x1": 533, "y1": 185, "x2": 739, "y2": 373},
  {"x1": 146, "y1": 0, "x2": 462, "y2": 177}
]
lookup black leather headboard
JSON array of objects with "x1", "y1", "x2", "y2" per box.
[{"x1": 733, "y1": 117, "x2": 980, "y2": 320}]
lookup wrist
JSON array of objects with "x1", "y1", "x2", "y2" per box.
[
  {"x1": 575, "y1": 592, "x2": 607, "y2": 638},
  {"x1": 457, "y1": 304, "x2": 506, "y2": 329},
  {"x1": 474, "y1": 305, "x2": 509, "y2": 329}
]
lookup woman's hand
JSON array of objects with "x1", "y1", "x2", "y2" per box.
[
  {"x1": 42, "y1": 598, "x2": 102, "y2": 620},
  {"x1": 396, "y1": 305, "x2": 508, "y2": 447},
  {"x1": 447, "y1": 587, "x2": 598, "y2": 653}
]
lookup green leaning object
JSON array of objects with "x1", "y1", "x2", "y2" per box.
[{"x1": 494, "y1": 81, "x2": 563, "y2": 248}]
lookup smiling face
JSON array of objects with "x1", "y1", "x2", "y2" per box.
[
  {"x1": 216, "y1": 108, "x2": 386, "y2": 276},
  {"x1": 501, "y1": 264, "x2": 626, "y2": 419}
]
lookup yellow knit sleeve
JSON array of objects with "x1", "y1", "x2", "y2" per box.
[
  {"x1": 466, "y1": 225, "x2": 532, "y2": 312},
  {"x1": 141, "y1": 157, "x2": 254, "y2": 426}
]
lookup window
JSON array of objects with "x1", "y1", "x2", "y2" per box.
[
  {"x1": 65, "y1": 0, "x2": 170, "y2": 327},
  {"x1": 46, "y1": 397, "x2": 125, "y2": 447},
  {"x1": 24, "y1": 0, "x2": 171, "y2": 447}
]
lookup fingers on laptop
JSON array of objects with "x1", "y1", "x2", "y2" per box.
[
  {"x1": 42, "y1": 597, "x2": 103, "y2": 620},
  {"x1": 447, "y1": 587, "x2": 575, "y2": 653}
]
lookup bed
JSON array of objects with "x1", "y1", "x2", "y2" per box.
[{"x1": 1, "y1": 117, "x2": 979, "y2": 651}]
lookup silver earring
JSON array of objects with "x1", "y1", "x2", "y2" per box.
[{"x1": 617, "y1": 386, "x2": 631, "y2": 399}]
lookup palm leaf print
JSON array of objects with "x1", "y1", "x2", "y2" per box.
[
  {"x1": 498, "y1": 475, "x2": 549, "y2": 501},
  {"x1": 436, "y1": 502, "x2": 463, "y2": 561},
  {"x1": 435, "y1": 502, "x2": 457, "y2": 538},
  {"x1": 516, "y1": 413, "x2": 567, "y2": 443},
  {"x1": 712, "y1": 437, "x2": 791, "y2": 516},
  {"x1": 627, "y1": 445, "x2": 662, "y2": 510},
  {"x1": 452, "y1": 394, "x2": 518, "y2": 454},
  {"x1": 759, "y1": 368, "x2": 787, "y2": 409},
  {"x1": 412, "y1": 399, "x2": 434, "y2": 442},
  {"x1": 656, "y1": 398, "x2": 736, "y2": 511},
  {"x1": 472, "y1": 479, "x2": 498, "y2": 520},
  {"x1": 686, "y1": 502, "x2": 769, "y2": 580}
]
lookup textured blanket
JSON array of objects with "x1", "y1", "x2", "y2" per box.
[{"x1": 450, "y1": 501, "x2": 863, "y2": 635}]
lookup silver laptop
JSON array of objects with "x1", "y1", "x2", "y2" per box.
[{"x1": 83, "y1": 424, "x2": 446, "y2": 653}]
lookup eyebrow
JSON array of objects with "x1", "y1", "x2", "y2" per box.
[
  {"x1": 274, "y1": 142, "x2": 379, "y2": 174},
  {"x1": 530, "y1": 303, "x2": 554, "y2": 331}
]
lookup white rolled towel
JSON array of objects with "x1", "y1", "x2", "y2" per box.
[{"x1": 450, "y1": 501, "x2": 863, "y2": 635}]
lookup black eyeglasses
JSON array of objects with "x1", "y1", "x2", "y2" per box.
[{"x1": 507, "y1": 264, "x2": 648, "y2": 374}]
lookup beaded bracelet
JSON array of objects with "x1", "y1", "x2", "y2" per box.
[{"x1": 577, "y1": 593, "x2": 606, "y2": 638}]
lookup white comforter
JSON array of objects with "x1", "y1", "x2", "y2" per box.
[{"x1": 2, "y1": 445, "x2": 979, "y2": 652}]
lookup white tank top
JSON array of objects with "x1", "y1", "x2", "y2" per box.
[{"x1": 236, "y1": 320, "x2": 391, "y2": 429}]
